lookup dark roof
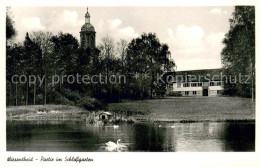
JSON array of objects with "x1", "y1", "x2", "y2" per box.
[
  {"x1": 81, "y1": 23, "x2": 95, "y2": 32},
  {"x1": 169, "y1": 68, "x2": 223, "y2": 82},
  {"x1": 85, "y1": 11, "x2": 90, "y2": 18}
]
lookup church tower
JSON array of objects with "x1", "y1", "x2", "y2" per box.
[{"x1": 80, "y1": 8, "x2": 96, "y2": 49}]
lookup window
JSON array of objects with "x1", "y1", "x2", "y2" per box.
[
  {"x1": 177, "y1": 82, "x2": 181, "y2": 88},
  {"x1": 183, "y1": 83, "x2": 190, "y2": 87},
  {"x1": 191, "y1": 83, "x2": 197, "y2": 87},
  {"x1": 190, "y1": 82, "x2": 202, "y2": 87},
  {"x1": 210, "y1": 82, "x2": 215, "y2": 86},
  {"x1": 193, "y1": 91, "x2": 197, "y2": 95},
  {"x1": 217, "y1": 82, "x2": 222, "y2": 86},
  {"x1": 185, "y1": 91, "x2": 189, "y2": 96}
]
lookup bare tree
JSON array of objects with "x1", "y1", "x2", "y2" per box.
[
  {"x1": 116, "y1": 39, "x2": 128, "y2": 66},
  {"x1": 98, "y1": 35, "x2": 116, "y2": 60}
]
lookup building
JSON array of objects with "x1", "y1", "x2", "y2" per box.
[
  {"x1": 80, "y1": 8, "x2": 100, "y2": 58},
  {"x1": 99, "y1": 111, "x2": 112, "y2": 120},
  {"x1": 80, "y1": 8, "x2": 96, "y2": 49},
  {"x1": 167, "y1": 68, "x2": 224, "y2": 97}
]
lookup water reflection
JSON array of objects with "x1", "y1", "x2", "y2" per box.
[
  {"x1": 6, "y1": 120, "x2": 255, "y2": 152},
  {"x1": 7, "y1": 120, "x2": 100, "y2": 151},
  {"x1": 221, "y1": 122, "x2": 255, "y2": 151},
  {"x1": 133, "y1": 123, "x2": 166, "y2": 151}
]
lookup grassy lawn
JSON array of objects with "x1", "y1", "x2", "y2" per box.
[
  {"x1": 108, "y1": 97, "x2": 255, "y2": 122},
  {"x1": 6, "y1": 104, "x2": 86, "y2": 116}
]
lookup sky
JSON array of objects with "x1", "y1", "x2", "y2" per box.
[{"x1": 10, "y1": 6, "x2": 234, "y2": 71}]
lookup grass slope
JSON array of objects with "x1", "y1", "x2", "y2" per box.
[
  {"x1": 6, "y1": 104, "x2": 86, "y2": 116},
  {"x1": 108, "y1": 97, "x2": 255, "y2": 122}
]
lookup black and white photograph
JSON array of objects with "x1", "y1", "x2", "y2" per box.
[{"x1": 1, "y1": 1, "x2": 259, "y2": 166}]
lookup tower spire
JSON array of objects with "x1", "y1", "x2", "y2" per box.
[{"x1": 85, "y1": 7, "x2": 90, "y2": 23}]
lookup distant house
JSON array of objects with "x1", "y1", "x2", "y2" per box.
[
  {"x1": 99, "y1": 112, "x2": 112, "y2": 120},
  {"x1": 166, "y1": 68, "x2": 224, "y2": 97}
]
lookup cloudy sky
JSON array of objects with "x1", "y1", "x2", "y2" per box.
[{"x1": 10, "y1": 6, "x2": 234, "y2": 71}]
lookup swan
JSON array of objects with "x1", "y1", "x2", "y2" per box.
[
  {"x1": 158, "y1": 125, "x2": 162, "y2": 128},
  {"x1": 106, "y1": 139, "x2": 121, "y2": 147},
  {"x1": 113, "y1": 125, "x2": 119, "y2": 128},
  {"x1": 170, "y1": 125, "x2": 175, "y2": 128}
]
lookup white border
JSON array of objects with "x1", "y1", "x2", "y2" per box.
[{"x1": 0, "y1": 1, "x2": 259, "y2": 167}]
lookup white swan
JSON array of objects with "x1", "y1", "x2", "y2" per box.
[
  {"x1": 113, "y1": 125, "x2": 119, "y2": 128},
  {"x1": 106, "y1": 139, "x2": 121, "y2": 147}
]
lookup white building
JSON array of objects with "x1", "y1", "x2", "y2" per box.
[{"x1": 167, "y1": 68, "x2": 224, "y2": 97}]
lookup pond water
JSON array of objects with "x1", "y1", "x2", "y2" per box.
[{"x1": 6, "y1": 120, "x2": 255, "y2": 152}]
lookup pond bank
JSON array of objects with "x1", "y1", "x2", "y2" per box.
[
  {"x1": 6, "y1": 97, "x2": 255, "y2": 123},
  {"x1": 6, "y1": 105, "x2": 137, "y2": 123}
]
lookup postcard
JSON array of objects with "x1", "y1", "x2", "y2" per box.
[{"x1": 1, "y1": 1, "x2": 259, "y2": 167}]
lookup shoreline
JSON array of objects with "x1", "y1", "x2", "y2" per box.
[
  {"x1": 6, "y1": 105, "x2": 255, "y2": 124},
  {"x1": 6, "y1": 117, "x2": 255, "y2": 123},
  {"x1": 6, "y1": 97, "x2": 255, "y2": 123}
]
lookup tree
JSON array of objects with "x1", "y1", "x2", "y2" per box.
[
  {"x1": 221, "y1": 6, "x2": 255, "y2": 99},
  {"x1": 23, "y1": 32, "x2": 43, "y2": 105},
  {"x1": 126, "y1": 33, "x2": 174, "y2": 98},
  {"x1": 97, "y1": 36, "x2": 121, "y2": 102},
  {"x1": 51, "y1": 32, "x2": 79, "y2": 88},
  {"x1": 116, "y1": 39, "x2": 128, "y2": 66},
  {"x1": 6, "y1": 7, "x2": 16, "y2": 40},
  {"x1": 6, "y1": 43, "x2": 24, "y2": 106},
  {"x1": 30, "y1": 31, "x2": 54, "y2": 104}
]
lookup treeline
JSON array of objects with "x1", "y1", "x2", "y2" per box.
[
  {"x1": 6, "y1": 11, "x2": 174, "y2": 108},
  {"x1": 221, "y1": 6, "x2": 255, "y2": 99}
]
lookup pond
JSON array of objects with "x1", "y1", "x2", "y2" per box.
[{"x1": 6, "y1": 120, "x2": 255, "y2": 152}]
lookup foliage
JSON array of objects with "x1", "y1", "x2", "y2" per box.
[
  {"x1": 221, "y1": 6, "x2": 255, "y2": 98},
  {"x1": 168, "y1": 91, "x2": 182, "y2": 97},
  {"x1": 6, "y1": 13, "x2": 175, "y2": 108},
  {"x1": 77, "y1": 97, "x2": 103, "y2": 110},
  {"x1": 6, "y1": 7, "x2": 16, "y2": 40},
  {"x1": 126, "y1": 33, "x2": 174, "y2": 99},
  {"x1": 108, "y1": 103, "x2": 150, "y2": 115}
]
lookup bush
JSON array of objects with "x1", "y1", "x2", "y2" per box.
[
  {"x1": 77, "y1": 97, "x2": 102, "y2": 110},
  {"x1": 168, "y1": 91, "x2": 182, "y2": 97},
  {"x1": 61, "y1": 89, "x2": 82, "y2": 104},
  {"x1": 108, "y1": 103, "x2": 149, "y2": 115},
  {"x1": 48, "y1": 91, "x2": 75, "y2": 106}
]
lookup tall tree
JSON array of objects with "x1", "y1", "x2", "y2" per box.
[
  {"x1": 6, "y1": 7, "x2": 16, "y2": 40},
  {"x1": 30, "y1": 31, "x2": 54, "y2": 104},
  {"x1": 23, "y1": 32, "x2": 43, "y2": 105},
  {"x1": 6, "y1": 43, "x2": 24, "y2": 105},
  {"x1": 51, "y1": 32, "x2": 79, "y2": 89},
  {"x1": 116, "y1": 39, "x2": 128, "y2": 66},
  {"x1": 98, "y1": 36, "x2": 120, "y2": 102},
  {"x1": 126, "y1": 33, "x2": 174, "y2": 98},
  {"x1": 221, "y1": 6, "x2": 255, "y2": 99}
]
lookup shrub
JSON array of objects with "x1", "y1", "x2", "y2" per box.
[
  {"x1": 61, "y1": 89, "x2": 82, "y2": 104},
  {"x1": 168, "y1": 91, "x2": 182, "y2": 97},
  {"x1": 48, "y1": 91, "x2": 75, "y2": 106},
  {"x1": 77, "y1": 97, "x2": 102, "y2": 110}
]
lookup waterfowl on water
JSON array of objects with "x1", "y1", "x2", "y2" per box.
[
  {"x1": 106, "y1": 139, "x2": 121, "y2": 147},
  {"x1": 113, "y1": 125, "x2": 119, "y2": 128}
]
